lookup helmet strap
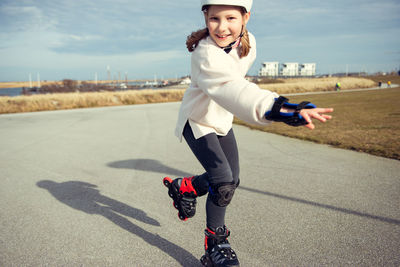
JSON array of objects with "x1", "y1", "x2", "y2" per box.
[{"x1": 222, "y1": 25, "x2": 244, "y2": 54}]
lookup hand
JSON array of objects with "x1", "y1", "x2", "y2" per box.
[{"x1": 300, "y1": 108, "x2": 334, "y2": 130}]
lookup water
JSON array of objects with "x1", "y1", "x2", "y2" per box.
[
  {"x1": 0, "y1": 87, "x2": 23, "y2": 97},
  {"x1": 0, "y1": 81, "x2": 166, "y2": 97}
]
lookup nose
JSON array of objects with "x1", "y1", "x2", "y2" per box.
[{"x1": 217, "y1": 19, "x2": 228, "y2": 33}]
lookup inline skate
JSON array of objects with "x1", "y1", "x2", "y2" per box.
[
  {"x1": 163, "y1": 176, "x2": 198, "y2": 221},
  {"x1": 200, "y1": 226, "x2": 239, "y2": 266}
]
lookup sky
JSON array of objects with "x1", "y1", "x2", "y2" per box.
[{"x1": 0, "y1": 0, "x2": 399, "y2": 82}]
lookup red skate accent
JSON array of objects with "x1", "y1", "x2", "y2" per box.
[
  {"x1": 163, "y1": 177, "x2": 172, "y2": 187},
  {"x1": 204, "y1": 227, "x2": 216, "y2": 251},
  {"x1": 180, "y1": 177, "x2": 197, "y2": 196},
  {"x1": 179, "y1": 214, "x2": 188, "y2": 221},
  {"x1": 206, "y1": 227, "x2": 216, "y2": 235}
]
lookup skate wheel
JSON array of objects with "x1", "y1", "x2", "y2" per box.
[
  {"x1": 178, "y1": 213, "x2": 188, "y2": 221},
  {"x1": 173, "y1": 201, "x2": 178, "y2": 209},
  {"x1": 200, "y1": 255, "x2": 211, "y2": 266},
  {"x1": 163, "y1": 177, "x2": 172, "y2": 187}
]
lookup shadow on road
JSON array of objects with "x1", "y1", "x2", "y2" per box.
[
  {"x1": 107, "y1": 158, "x2": 400, "y2": 226},
  {"x1": 37, "y1": 180, "x2": 199, "y2": 266},
  {"x1": 108, "y1": 158, "x2": 192, "y2": 177},
  {"x1": 239, "y1": 185, "x2": 400, "y2": 226}
]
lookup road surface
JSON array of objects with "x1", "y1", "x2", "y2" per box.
[{"x1": 0, "y1": 102, "x2": 399, "y2": 266}]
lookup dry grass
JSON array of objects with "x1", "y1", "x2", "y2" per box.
[
  {"x1": 0, "y1": 77, "x2": 374, "y2": 114},
  {"x1": 1, "y1": 75, "x2": 399, "y2": 160},
  {"x1": 259, "y1": 77, "x2": 376, "y2": 94},
  {"x1": 367, "y1": 74, "x2": 400, "y2": 85},
  {"x1": 0, "y1": 80, "x2": 145, "y2": 89},
  {"x1": 235, "y1": 88, "x2": 400, "y2": 160},
  {"x1": 0, "y1": 89, "x2": 185, "y2": 114}
]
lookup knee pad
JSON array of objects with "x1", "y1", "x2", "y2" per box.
[{"x1": 209, "y1": 182, "x2": 236, "y2": 207}]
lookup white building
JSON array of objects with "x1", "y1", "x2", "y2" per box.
[
  {"x1": 299, "y1": 63, "x2": 316, "y2": 76},
  {"x1": 281, "y1": 63, "x2": 299, "y2": 76},
  {"x1": 258, "y1": 62, "x2": 279, "y2": 77},
  {"x1": 258, "y1": 62, "x2": 317, "y2": 77}
]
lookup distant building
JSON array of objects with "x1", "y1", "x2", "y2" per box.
[
  {"x1": 299, "y1": 63, "x2": 316, "y2": 76},
  {"x1": 281, "y1": 63, "x2": 299, "y2": 76},
  {"x1": 259, "y1": 62, "x2": 316, "y2": 77},
  {"x1": 258, "y1": 62, "x2": 279, "y2": 77}
]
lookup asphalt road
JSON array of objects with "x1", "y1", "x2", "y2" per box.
[{"x1": 0, "y1": 102, "x2": 399, "y2": 266}]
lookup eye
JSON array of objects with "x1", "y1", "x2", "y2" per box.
[
  {"x1": 209, "y1": 16, "x2": 219, "y2": 21},
  {"x1": 228, "y1": 16, "x2": 237, "y2": 21}
]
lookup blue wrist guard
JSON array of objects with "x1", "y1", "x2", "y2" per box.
[{"x1": 265, "y1": 96, "x2": 316, "y2": 127}]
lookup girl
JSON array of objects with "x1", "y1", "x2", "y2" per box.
[{"x1": 163, "y1": 0, "x2": 333, "y2": 266}]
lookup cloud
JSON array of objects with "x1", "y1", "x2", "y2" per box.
[
  {"x1": 1, "y1": 0, "x2": 399, "y2": 81},
  {"x1": 0, "y1": 0, "x2": 199, "y2": 55},
  {"x1": 0, "y1": 3, "x2": 57, "y2": 33},
  {"x1": 252, "y1": 0, "x2": 400, "y2": 39},
  {"x1": 65, "y1": 34, "x2": 102, "y2": 42}
]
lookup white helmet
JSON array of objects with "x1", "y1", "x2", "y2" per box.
[{"x1": 201, "y1": 0, "x2": 252, "y2": 12}]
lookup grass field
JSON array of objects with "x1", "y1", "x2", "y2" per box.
[
  {"x1": 0, "y1": 77, "x2": 377, "y2": 114},
  {"x1": 0, "y1": 80, "x2": 137, "y2": 89},
  {"x1": 0, "y1": 89, "x2": 185, "y2": 114},
  {"x1": 235, "y1": 88, "x2": 400, "y2": 160},
  {"x1": 367, "y1": 74, "x2": 400, "y2": 85},
  {"x1": 258, "y1": 76, "x2": 376, "y2": 94}
]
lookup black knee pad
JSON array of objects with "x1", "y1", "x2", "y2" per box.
[{"x1": 209, "y1": 182, "x2": 236, "y2": 207}]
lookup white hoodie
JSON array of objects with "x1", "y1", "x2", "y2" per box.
[{"x1": 175, "y1": 32, "x2": 279, "y2": 141}]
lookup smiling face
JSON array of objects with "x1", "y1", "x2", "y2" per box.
[{"x1": 204, "y1": 5, "x2": 250, "y2": 48}]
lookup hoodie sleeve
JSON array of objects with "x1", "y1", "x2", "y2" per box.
[{"x1": 194, "y1": 42, "x2": 279, "y2": 125}]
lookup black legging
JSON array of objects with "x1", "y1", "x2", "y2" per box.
[{"x1": 183, "y1": 122, "x2": 239, "y2": 229}]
